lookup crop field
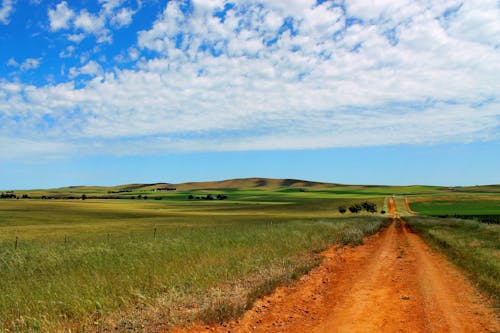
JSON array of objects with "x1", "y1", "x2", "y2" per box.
[
  {"x1": 409, "y1": 198, "x2": 500, "y2": 215},
  {"x1": 1, "y1": 180, "x2": 499, "y2": 332},
  {"x1": 0, "y1": 184, "x2": 389, "y2": 332}
]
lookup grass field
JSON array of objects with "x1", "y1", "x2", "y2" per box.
[
  {"x1": 0, "y1": 189, "x2": 388, "y2": 332},
  {"x1": 410, "y1": 199, "x2": 500, "y2": 216},
  {"x1": 1, "y1": 180, "x2": 499, "y2": 332}
]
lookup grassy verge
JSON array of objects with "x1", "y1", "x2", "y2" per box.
[
  {"x1": 0, "y1": 209, "x2": 388, "y2": 332},
  {"x1": 406, "y1": 216, "x2": 499, "y2": 305}
]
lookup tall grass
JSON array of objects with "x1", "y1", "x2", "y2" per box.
[
  {"x1": 406, "y1": 216, "x2": 499, "y2": 305},
  {"x1": 0, "y1": 216, "x2": 388, "y2": 331}
]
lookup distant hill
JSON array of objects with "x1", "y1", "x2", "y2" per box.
[
  {"x1": 48, "y1": 178, "x2": 338, "y2": 192},
  {"x1": 175, "y1": 177, "x2": 335, "y2": 190},
  {"x1": 5, "y1": 178, "x2": 500, "y2": 193}
]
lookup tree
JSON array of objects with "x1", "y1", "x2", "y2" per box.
[
  {"x1": 338, "y1": 206, "x2": 347, "y2": 214},
  {"x1": 361, "y1": 201, "x2": 377, "y2": 213},
  {"x1": 188, "y1": 194, "x2": 194, "y2": 200},
  {"x1": 81, "y1": 194, "x2": 87, "y2": 200},
  {"x1": 349, "y1": 203, "x2": 362, "y2": 213}
]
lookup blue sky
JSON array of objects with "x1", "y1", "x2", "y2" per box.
[{"x1": 1, "y1": 0, "x2": 499, "y2": 189}]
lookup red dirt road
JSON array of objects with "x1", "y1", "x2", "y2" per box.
[
  {"x1": 176, "y1": 219, "x2": 499, "y2": 333},
  {"x1": 388, "y1": 197, "x2": 397, "y2": 214}
]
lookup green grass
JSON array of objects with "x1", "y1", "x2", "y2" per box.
[
  {"x1": 410, "y1": 199, "x2": 500, "y2": 216},
  {"x1": 406, "y1": 216, "x2": 500, "y2": 305},
  {"x1": 0, "y1": 197, "x2": 388, "y2": 332}
]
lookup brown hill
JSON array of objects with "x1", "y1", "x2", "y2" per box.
[{"x1": 174, "y1": 177, "x2": 334, "y2": 190}]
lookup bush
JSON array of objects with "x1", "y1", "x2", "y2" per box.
[
  {"x1": 338, "y1": 206, "x2": 347, "y2": 214},
  {"x1": 188, "y1": 195, "x2": 194, "y2": 200}
]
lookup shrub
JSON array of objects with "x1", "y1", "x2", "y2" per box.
[{"x1": 338, "y1": 206, "x2": 347, "y2": 214}]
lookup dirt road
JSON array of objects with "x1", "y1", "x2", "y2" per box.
[{"x1": 177, "y1": 217, "x2": 499, "y2": 333}]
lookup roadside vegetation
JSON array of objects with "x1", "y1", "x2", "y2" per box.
[{"x1": 406, "y1": 216, "x2": 500, "y2": 305}]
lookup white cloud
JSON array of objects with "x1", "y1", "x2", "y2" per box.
[
  {"x1": 6, "y1": 57, "x2": 18, "y2": 67},
  {"x1": 67, "y1": 33, "x2": 85, "y2": 43},
  {"x1": 20, "y1": 58, "x2": 41, "y2": 71},
  {"x1": 68, "y1": 60, "x2": 103, "y2": 78},
  {"x1": 48, "y1": 1, "x2": 74, "y2": 31},
  {"x1": 0, "y1": 0, "x2": 14, "y2": 25},
  {"x1": 110, "y1": 7, "x2": 135, "y2": 28},
  {"x1": 74, "y1": 10, "x2": 105, "y2": 34},
  {"x1": 128, "y1": 47, "x2": 139, "y2": 61},
  {"x1": 445, "y1": 0, "x2": 500, "y2": 47},
  {"x1": 99, "y1": 0, "x2": 124, "y2": 15},
  {"x1": 59, "y1": 45, "x2": 75, "y2": 58},
  {"x1": 2, "y1": 0, "x2": 500, "y2": 159}
]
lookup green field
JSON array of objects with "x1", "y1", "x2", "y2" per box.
[
  {"x1": 409, "y1": 197, "x2": 500, "y2": 224},
  {"x1": 1, "y1": 180, "x2": 499, "y2": 332},
  {"x1": 410, "y1": 199, "x2": 500, "y2": 216}
]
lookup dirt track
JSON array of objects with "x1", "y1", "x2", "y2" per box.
[{"x1": 177, "y1": 214, "x2": 499, "y2": 333}]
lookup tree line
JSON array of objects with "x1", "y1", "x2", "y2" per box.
[
  {"x1": 338, "y1": 201, "x2": 382, "y2": 214},
  {"x1": 188, "y1": 194, "x2": 228, "y2": 200}
]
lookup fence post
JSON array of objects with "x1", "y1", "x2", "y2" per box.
[
  {"x1": 15, "y1": 236, "x2": 18, "y2": 249},
  {"x1": 154, "y1": 227, "x2": 157, "y2": 240}
]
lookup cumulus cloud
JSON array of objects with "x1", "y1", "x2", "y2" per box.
[
  {"x1": 68, "y1": 60, "x2": 103, "y2": 78},
  {"x1": 0, "y1": 0, "x2": 14, "y2": 24},
  {"x1": 47, "y1": 0, "x2": 136, "y2": 43},
  {"x1": 110, "y1": 7, "x2": 135, "y2": 28},
  {"x1": 2, "y1": 0, "x2": 500, "y2": 159},
  {"x1": 48, "y1": 1, "x2": 74, "y2": 31},
  {"x1": 19, "y1": 58, "x2": 41, "y2": 71},
  {"x1": 74, "y1": 10, "x2": 106, "y2": 34}
]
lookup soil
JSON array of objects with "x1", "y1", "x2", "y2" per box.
[
  {"x1": 174, "y1": 216, "x2": 499, "y2": 333},
  {"x1": 405, "y1": 197, "x2": 417, "y2": 215},
  {"x1": 388, "y1": 197, "x2": 397, "y2": 214}
]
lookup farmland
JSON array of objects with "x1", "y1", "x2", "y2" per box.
[{"x1": 1, "y1": 179, "x2": 499, "y2": 332}]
